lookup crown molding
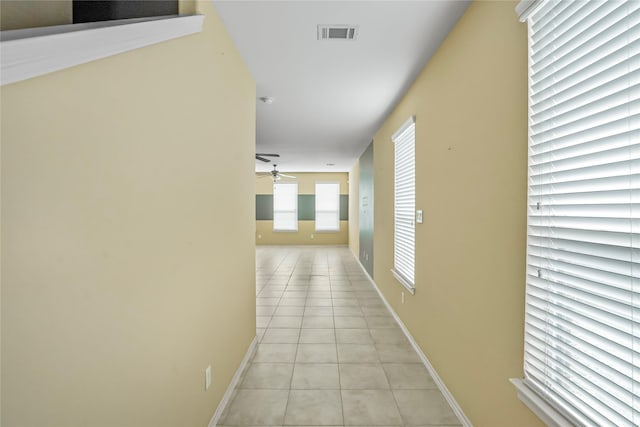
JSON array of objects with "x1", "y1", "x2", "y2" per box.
[{"x1": 1, "y1": 15, "x2": 204, "y2": 86}]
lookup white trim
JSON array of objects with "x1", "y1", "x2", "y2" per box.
[
  {"x1": 315, "y1": 181, "x2": 341, "y2": 232},
  {"x1": 510, "y1": 379, "x2": 575, "y2": 427},
  {"x1": 208, "y1": 336, "x2": 258, "y2": 427},
  {"x1": 390, "y1": 268, "x2": 415, "y2": 295},
  {"x1": 391, "y1": 115, "x2": 416, "y2": 141},
  {"x1": 515, "y1": 0, "x2": 542, "y2": 22},
  {"x1": 392, "y1": 116, "x2": 416, "y2": 288},
  {"x1": 357, "y1": 261, "x2": 472, "y2": 427},
  {"x1": 273, "y1": 182, "x2": 298, "y2": 232},
  {"x1": 0, "y1": 15, "x2": 205, "y2": 86}
]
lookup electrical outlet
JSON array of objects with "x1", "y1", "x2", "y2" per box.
[
  {"x1": 416, "y1": 210, "x2": 423, "y2": 224},
  {"x1": 311, "y1": 234, "x2": 314, "y2": 239},
  {"x1": 205, "y1": 365, "x2": 212, "y2": 391},
  {"x1": 258, "y1": 234, "x2": 262, "y2": 239}
]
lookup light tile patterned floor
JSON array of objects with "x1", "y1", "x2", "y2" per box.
[{"x1": 219, "y1": 246, "x2": 461, "y2": 427}]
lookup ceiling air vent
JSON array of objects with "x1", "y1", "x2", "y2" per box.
[{"x1": 317, "y1": 25, "x2": 358, "y2": 41}]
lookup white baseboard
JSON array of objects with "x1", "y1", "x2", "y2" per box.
[
  {"x1": 356, "y1": 262, "x2": 473, "y2": 427},
  {"x1": 208, "y1": 336, "x2": 258, "y2": 427}
]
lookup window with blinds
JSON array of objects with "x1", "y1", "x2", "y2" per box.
[
  {"x1": 273, "y1": 182, "x2": 298, "y2": 231},
  {"x1": 315, "y1": 182, "x2": 340, "y2": 232},
  {"x1": 514, "y1": 1, "x2": 640, "y2": 426},
  {"x1": 392, "y1": 117, "x2": 416, "y2": 293}
]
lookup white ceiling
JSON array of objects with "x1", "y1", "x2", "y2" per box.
[{"x1": 212, "y1": 0, "x2": 470, "y2": 173}]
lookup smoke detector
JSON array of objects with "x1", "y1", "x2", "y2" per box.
[{"x1": 317, "y1": 25, "x2": 358, "y2": 41}]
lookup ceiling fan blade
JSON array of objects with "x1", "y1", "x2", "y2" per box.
[
  {"x1": 279, "y1": 173, "x2": 296, "y2": 179},
  {"x1": 256, "y1": 153, "x2": 280, "y2": 157},
  {"x1": 255, "y1": 155, "x2": 271, "y2": 162}
]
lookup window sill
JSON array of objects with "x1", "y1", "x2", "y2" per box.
[
  {"x1": 391, "y1": 269, "x2": 415, "y2": 295},
  {"x1": 0, "y1": 14, "x2": 204, "y2": 86},
  {"x1": 510, "y1": 379, "x2": 575, "y2": 427},
  {"x1": 273, "y1": 229, "x2": 298, "y2": 233}
]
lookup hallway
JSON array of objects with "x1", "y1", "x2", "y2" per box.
[{"x1": 218, "y1": 246, "x2": 461, "y2": 427}]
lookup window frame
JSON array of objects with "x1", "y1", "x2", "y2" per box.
[
  {"x1": 272, "y1": 181, "x2": 298, "y2": 232},
  {"x1": 513, "y1": 1, "x2": 640, "y2": 426},
  {"x1": 314, "y1": 181, "x2": 341, "y2": 232},
  {"x1": 391, "y1": 116, "x2": 416, "y2": 295}
]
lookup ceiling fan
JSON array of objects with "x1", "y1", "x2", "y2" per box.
[
  {"x1": 256, "y1": 153, "x2": 280, "y2": 163},
  {"x1": 258, "y1": 164, "x2": 296, "y2": 181}
]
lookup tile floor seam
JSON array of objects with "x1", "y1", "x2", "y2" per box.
[
  {"x1": 250, "y1": 246, "x2": 460, "y2": 427},
  {"x1": 390, "y1": 387, "x2": 408, "y2": 426},
  {"x1": 334, "y1": 309, "x2": 346, "y2": 427},
  {"x1": 280, "y1": 330, "x2": 298, "y2": 426}
]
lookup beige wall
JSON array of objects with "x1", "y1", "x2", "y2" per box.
[
  {"x1": 348, "y1": 162, "x2": 360, "y2": 257},
  {"x1": 1, "y1": 1, "x2": 256, "y2": 426},
  {"x1": 371, "y1": 2, "x2": 542, "y2": 426},
  {"x1": 256, "y1": 221, "x2": 348, "y2": 246},
  {"x1": 256, "y1": 172, "x2": 349, "y2": 195},
  {"x1": 256, "y1": 172, "x2": 348, "y2": 245},
  {"x1": 1, "y1": 1, "x2": 72, "y2": 30}
]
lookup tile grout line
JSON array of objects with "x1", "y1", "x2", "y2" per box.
[
  {"x1": 332, "y1": 270, "x2": 346, "y2": 427},
  {"x1": 281, "y1": 251, "x2": 305, "y2": 427},
  {"x1": 253, "y1": 247, "x2": 428, "y2": 427}
]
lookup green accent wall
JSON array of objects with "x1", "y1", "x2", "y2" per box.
[
  {"x1": 298, "y1": 195, "x2": 315, "y2": 220},
  {"x1": 340, "y1": 195, "x2": 349, "y2": 221},
  {"x1": 255, "y1": 195, "x2": 273, "y2": 220},
  {"x1": 256, "y1": 194, "x2": 349, "y2": 221},
  {"x1": 359, "y1": 142, "x2": 374, "y2": 276}
]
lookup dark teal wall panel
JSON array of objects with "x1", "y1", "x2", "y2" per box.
[
  {"x1": 359, "y1": 142, "x2": 374, "y2": 276},
  {"x1": 256, "y1": 194, "x2": 349, "y2": 221},
  {"x1": 298, "y1": 195, "x2": 315, "y2": 220},
  {"x1": 340, "y1": 195, "x2": 349, "y2": 221},
  {"x1": 256, "y1": 195, "x2": 273, "y2": 220}
]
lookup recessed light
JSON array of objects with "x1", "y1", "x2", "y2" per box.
[
  {"x1": 326, "y1": 163, "x2": 335, "y2": 166},
  {"x1": 259, "y1": 96, "x2": 274, "y2": 104}
]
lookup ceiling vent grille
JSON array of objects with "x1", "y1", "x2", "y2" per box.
[{"x1": 317, "y1": 25, "x2": 358, "y2": 41}]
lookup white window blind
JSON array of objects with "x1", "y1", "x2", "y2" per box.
[
  {"x1": 273, "y1": 182, "x2": 298, "y2": 231},
  {"x1": 517, "y1": 1, "x2": 640, "y2": 426},
  {"x1": 315, "y1": 182, "x2": 340, "y2": 231},
  {"x1": 392, "y1": 117, "x2": 416, "y2": 292}
]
